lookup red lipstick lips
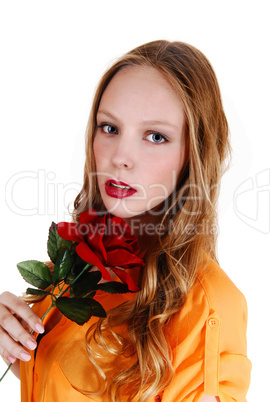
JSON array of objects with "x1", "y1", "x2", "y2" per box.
[{"x1": 105, "y1": 179, "x2": 137, "y2": 199}]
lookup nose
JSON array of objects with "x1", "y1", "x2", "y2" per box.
[{"x1": 111, "y1": 136, "x2": 135, "y2": 169}]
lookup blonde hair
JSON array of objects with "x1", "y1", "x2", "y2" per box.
[{"x1": 69, "y1": 41, "x2": 231, "y2": 400}]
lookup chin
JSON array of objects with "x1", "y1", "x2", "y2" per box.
[
  {"x1": 100, "y1": 193, "x2": 169, "y2": 221},
  {"x1": 107, "y1": 208, "x2": 146, "y2": 220},
  {"x1": 102, "y1": 199, "x2": 146, "y2": 220}
]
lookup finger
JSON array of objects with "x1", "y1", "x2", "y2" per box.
[
  {"x1": 2, "y1": 355, "x2": 17, "y2": 365},
  {"x1": 0, "y1": 304, "x2": 38, "y2": 352},
  {"x1": 13, "y1": 313, "x2": 32, "y2": 333},
  {"x1": 0, "y1": 329, "x2": 33, "y2": 362},
  {"x1": 0, "y1": 292, "x2": 44, "y2": 334}
]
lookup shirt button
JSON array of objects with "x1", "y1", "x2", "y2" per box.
[
  {"x1": 208, "y1": 318, "x2": 218, "y2": 327},
  {"x1": 60, "y1": 317, "x2": 67, "y2": 326}
]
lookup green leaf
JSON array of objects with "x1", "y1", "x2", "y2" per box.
[
  {"x1": 70, "y1": 288, "x2": 96, "y2": 299},
  {"x1": 97, "y1": 282, "x2": 130, "y2": 294},
  {"x1": 55, "y1": 297, "x2": 94, "y2": 325},
  {"x1": 63, "y1": 254, "x2": 88, "y2": 285},
  {"x1": 72, "y1": 271, "x2": 102, "y2": 297},
  {"x1": 52, "y1": 249, "x2": 72, "y2": 285},
  {"x1": 64, "y1": 273, "x2": 76, "y2": 285},
  {"x1": 17, "y1": 260, "x2": 52, "y2": 289},
  {"x1": 47, "y1": 222, "x2": 72, "y2": 263},
  {"x1": 26, "y1": 288, "x2": 52, "y2": 297},
  {"x1": 72, "y1": 253, "x2": 89, "y2": 274},
  {"x1": 89, "y1": 299, "x2": 107, "y2": 318}
]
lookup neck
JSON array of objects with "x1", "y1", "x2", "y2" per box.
[{"x1": 124, "y1": 212, "x2": 164, "y2": 254}]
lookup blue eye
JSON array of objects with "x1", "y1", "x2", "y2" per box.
[
  {"x1": 98, "y1": 124, "x2": 118, "y2": 134},
  {"x1": 146, "y1": 133, "x2": 167, "y2": 143}
]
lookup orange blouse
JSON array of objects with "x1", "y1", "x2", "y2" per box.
[{"x1": 20, "y1": 256, "x2": 251, "y2": 401}]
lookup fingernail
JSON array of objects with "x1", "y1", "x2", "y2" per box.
[
  {"x1": 35, "y1": 323, "x2": 44, "y2": 334},
  {"x1": 8, "y1": 356, "x2": 16, "y2": 364},
  {"x1": 20, "y1": 352, "x2": 31, "y2": 362},
  {"x1": 27, "y1": 340, "x2": 37, "y2": 350}
]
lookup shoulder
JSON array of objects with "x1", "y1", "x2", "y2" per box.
[
  {"x1": 194, "y1": 255, "x2": 248, "y2": 354},
  {"x1": 196, "y1": 255, "x2": 247, "y2": 317},
  {"x1": 163, "y1": 255, "x2": 251, "y2": 400}
]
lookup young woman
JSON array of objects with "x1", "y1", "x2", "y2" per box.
[{"x1": 0, "y1": 40, "x2": 251, "y2": 401}]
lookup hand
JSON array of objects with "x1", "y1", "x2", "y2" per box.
[{"x1": 0, "y1": 292, "x2": 44, "y2": 364}]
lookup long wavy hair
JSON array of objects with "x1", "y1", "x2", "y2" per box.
[
  {"x1": 28, "y1": 40, "x2": 230, "y2": 401},
  {"x1": 70, "y1": 40, "x2": 231, "y2": 401}
]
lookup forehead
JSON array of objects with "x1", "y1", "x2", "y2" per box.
[{"x1": 98, "y1": 65, "x2": 184, "y2": 125}]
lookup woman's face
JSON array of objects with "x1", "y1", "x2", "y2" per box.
[{"x1": 93, "y1": 66, "x2": 187, "y2": 221}]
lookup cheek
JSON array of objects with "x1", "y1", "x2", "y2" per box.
[
  {"x1": 93, "y1": 137, "x2": 106, "y2": 169},
  {"x1": 150, "y1": 152, "x2": 184, "y2": 188},
  {"x1": 93, "y1": 137, "x2": 100, "y2": 160},
  {"x1": 92, "y1": 139, "x2": 107, "y2": 189},
  {"x1": 168, "y1": 147, "x2": 186, "y2": 183},
  {"x1": 144, "y1": 164, "x2": 177, "y2": 200}
]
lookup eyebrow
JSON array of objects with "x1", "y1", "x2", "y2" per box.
[{"x1": 97, "y1": 109, "x2": 181, "y2": 131}]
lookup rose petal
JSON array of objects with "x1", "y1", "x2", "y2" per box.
[
  {"x1": 106, "y1": 249, "x2": 144, "y2": 269},
  {"x1": 74, "y1": 208, "x2": 143, "y2": 287},
  {"x1": 75, "y1": 242, "x2": 111, "y2": 280},
  {"x1": 110, "y1": 267, "x2": 140, "y2": 292},
  {"x1": 86, "y1": 224, "x2": 107, "y2": 262},
  {"x1": 79, "y1": 208, "x2": 98, "y2": 225},
  {"x1": 57, "y1": 222, "x2": 82, "y2": 242}
]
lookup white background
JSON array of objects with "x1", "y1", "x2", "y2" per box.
[{"x1": 0, "y1": 1, "x2": 274, "y2": 400}]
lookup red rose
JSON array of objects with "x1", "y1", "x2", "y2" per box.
[{"x1": 56, "y1": 209, "x2": 144, "y2": 292}]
